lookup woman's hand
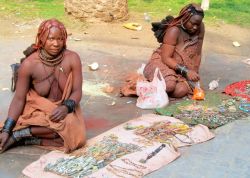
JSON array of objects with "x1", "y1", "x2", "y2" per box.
[
  {"x1": 50, "y1": 105, "x2": 68, "y2": 123},
  {"x1": 0, "y1": 132, "x2": 10, "y2": 151},
  {"x1": 187, "y1": 70, "x2": 200, "y2": 82}
]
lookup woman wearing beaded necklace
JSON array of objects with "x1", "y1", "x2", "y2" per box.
[
  {"x1": 144, "y1": 3, "x2": 205, "y2": 98},
  {"x1": 0, "y1": 19, "x2": 86, "y2": 153}
]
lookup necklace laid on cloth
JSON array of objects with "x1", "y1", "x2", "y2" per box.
[
  {"x1": 106, "y1": 158, "x2": 146, "y2": 178},
  {"x1": 107, "y1": 164, "x2": 144, "y2": 178},
  {"x1": 121, "y1": 158, "x2": 147, "y2": 169},
  {"x1": 132, "y1": 137, "x2": 154, "y2": 147},
  {"x1": 132, "y1": 121, "x2": 192, "y2": 144},
  {"x1": 106, "y1": 167, "x2": 126, "y2": 178},
  {"x1": 39, "y1": 48, "x2": 64, "y2": 67}
]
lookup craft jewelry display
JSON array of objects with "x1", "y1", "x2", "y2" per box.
[
  {"x1": 107, "y1": 158, "x2": 147, "y2": 178},
  {"x1": 239, "y1": 103, "x2": 250, "y2": 113},
  {"x1": 106, "y1": 157, "x2": 147, "y2": 177},
  {"x1": 175, "y1": 98, "x2": 249, "y2": 129},
  {"x1": 131, "y1": 121, "x2": 192, "y2": 144},
  {"x1": 132, "y1": 137, "x2": 154, "y2": 146},
  {"x1": 108, "y1": 164, "x2": 144, "y2": 178},
  {"x1": 121, "y1": 158, "x2": 147, "y2": 169},
  {"x1": 45, "y1": 134, "x2": 142, "y2": 178}
]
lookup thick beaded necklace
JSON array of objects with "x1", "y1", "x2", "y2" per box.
[{"x1": 39, "y1": 48, "x2": 64, "y2": 67}]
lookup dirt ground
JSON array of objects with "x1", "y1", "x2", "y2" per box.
[
  {"x1": 1, "y1": 13, "x2": 250, "y2": 57},
  {"x1": 0, "y1": 14, "x2": 249, "y2": 117},
  {"x1": 1, "y1": 13, "x2": 250, "y2": 178}
]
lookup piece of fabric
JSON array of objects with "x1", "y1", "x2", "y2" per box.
[
  {"x1": 120, "y1": 72, "x2": 146, "y2": 97},
  {"x1": 22, "y1": 114, "x2": 214, "y2": 178},
  {"x1": 1, "y1": 73, "x2": 86, "y2": 153},
  {"x1": 224, "y1": 80, "x2": 250, "y2": 101},
  {"x1": 144, "y1": 28, "x2": 202, "y2": 93},
  {"x1": 156, "y1": 92, "x2": 249, "y2": 129}
]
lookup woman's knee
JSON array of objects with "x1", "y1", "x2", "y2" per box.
[
  {"x1": 166, "y1": 81, "x2": 176, "y2": 93},
  {"x1": 172, "y1": 83, "x2": 189, "y2": 98}
]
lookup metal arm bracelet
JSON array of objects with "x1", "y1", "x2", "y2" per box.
[
  {"x1": 62, "y1": 99, "x2": 76, "y2": 113},
  {"x1": 2, "y1": 117, "x2": 16, "y2": 134},
  {"x1": 176, "y1": 64, "x2": 189, "y2": 77}
]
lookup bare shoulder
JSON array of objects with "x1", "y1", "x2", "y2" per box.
[
  {"x1": 20, "y1": 52, "x2": 39, "y2": 71},
  {"x1": 64, "y1": 49, "x2": 80, "y2": 59},
  {"x1": 163, "y1": 26, "x2": 181, "y2": 45},
  {"x1": 13, "y1": 52, "x2": 39, "y2": 80},
  {"x1": 200, "y1": 22, "x2": 205, "y2": 32},
  {"x1": 165, "y1": 26, "x2": 181, "y2": 36},
  {"x1": 64, "y1": 49, "x2": 81, "y2": 64},
  {"x1": 199, "y1": 22, "x2": 205, "y2": 38}
]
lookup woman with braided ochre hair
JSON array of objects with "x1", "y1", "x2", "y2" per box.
[
  {"x1": 0, "y1": 19, "x2": 86, "y2": 153},
  {"x1": 144, "y1": 3, "x2": 205, "y2": 98}
]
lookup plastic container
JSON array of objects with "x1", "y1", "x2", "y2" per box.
[{"x1": 192, "y1": 81, "x2": 205, "y2": 100}]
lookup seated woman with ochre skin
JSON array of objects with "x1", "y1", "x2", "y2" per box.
[
  {"x1": 144, "y1": 3, "x2": 205, "y2": 98},
  {"x1": 0, "y1": 19, "x2": 86, "y2": 153}
]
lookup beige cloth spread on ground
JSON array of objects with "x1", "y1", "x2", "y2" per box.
[
  {"x1": 22, "y1": 114, "x2": 214, "y2": 178},
  {"x1": 1, "y1": 73, "x2": 86, "y2": 153}
]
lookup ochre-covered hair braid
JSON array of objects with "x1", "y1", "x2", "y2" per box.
[
  {"x1": 169, "y1": 3, "x2": 204, "y2": 28},
  {"x1": 151, "y1": 3, "x2": 204, "y2": 43},
  {"x1": 35, "y1": 18, "x2": 67, "y2": 49}
]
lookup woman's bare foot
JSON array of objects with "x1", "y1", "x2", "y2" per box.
[{"x1": 0, "y1": 136, "x2": 16, "y2": 153}]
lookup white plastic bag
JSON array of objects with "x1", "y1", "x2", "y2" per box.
[
  {"x1": 136, "y1": 63, "x2": 146, "y2": 75},
  {"x1": 136, "y1": 68, "x2": 169, "y2": 109}
]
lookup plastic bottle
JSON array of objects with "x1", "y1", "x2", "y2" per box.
[{"x1": 192, "y1": 81, "x2": 205, "y2": 100}]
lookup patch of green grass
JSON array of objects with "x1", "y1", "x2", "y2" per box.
[
  {"x1": 128, "y1": 0, "x2": 200, "y2": 17},
  {"x1": 205, "y1": 0, "x2": 250, "y2": 27},
  {"x1": 0, "y1": 0, "x2": 64, "y2": 20},
  {"x1": 128, "y1": 0, "x2": 250, "y2": 27},
  {"x1": 0, "y1": 0, "x2": 250, "y2": 27},
  {"x1": 0, "y1": 0, "x2": 87, "y2": 29}
]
